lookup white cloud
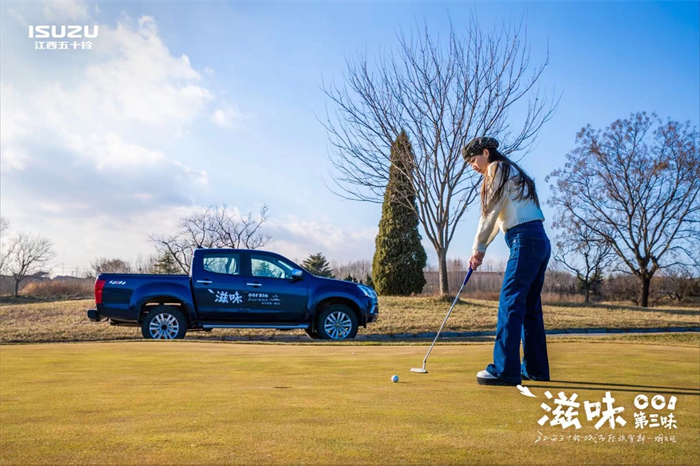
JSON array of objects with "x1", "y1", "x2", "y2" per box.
[
  {"x1": 0, "y1": 82, "x2": 30, "y2": 171},
  {"x1": 95, "y1": 133, "x2": 166, "y2": 170},
  {"x1": 267, "y1": 215, "x2": 377, "y2": 262},
  {"x1": 211, "y1": 103, "x2": 241, "y2": 127},
  {"x1": 31, "y1": 204, "x2": 203, "y2": 274},
  {"x1": 4, "y1": 13, "x2": 214, "y2": 172},
  {"x1": 7, "y1": 8, "x2": 28, "y2": 27},
  {"x1": 2, "y1": 12, "x2": 216, "y2": 231},
  {"x1": 0, "y1": 6, "x2": 262, "y2": 270},
  {"x1": 0, "y1": 147, "x2": 29, "y2": 172},
  {"x1": 42, "y1": 0, "x2": 90, "y2": 21},
  {"x1": 0, "y1": 82, "x2": 28, "y2": 145},
  {"x1": 3, "y1": 14, "x2": 215, "y2": 179},
  {"x1": 76, "y1": 16, "x2": 213, "y2": 127},
  {"x1": 173, "y1": 161, "x2": 208, "y2": 186}
]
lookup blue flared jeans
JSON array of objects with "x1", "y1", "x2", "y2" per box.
[{"x1": 485, "y1": 220, "x2": 551, "y2": 384}]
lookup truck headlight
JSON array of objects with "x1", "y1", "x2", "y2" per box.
[{"x1": 357, "y1": 284, "x2": 377, "y2": 299}]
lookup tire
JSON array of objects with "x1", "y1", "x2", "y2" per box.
[
  {"x1": 316, "y1": 304, "x2": 358, "y2": 340},
  {"x1": 141, "y1": 305, "x2": 188, "y2": 340}
]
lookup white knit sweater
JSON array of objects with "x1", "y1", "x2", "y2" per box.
[{"x1": 472, "y1": 162, "x2": 545, "y2": 254}]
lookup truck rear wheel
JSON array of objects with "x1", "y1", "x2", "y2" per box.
[
  {"x1": 316, "y1": 304, "x2": 358, "y2": 340},
  {"x1": 141, "y1": 305, "x2": 188, "y2": 340}
]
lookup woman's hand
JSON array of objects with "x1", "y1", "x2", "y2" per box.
[{"x1": 469, "y1": 251, "x2": 485, "y2": 271}]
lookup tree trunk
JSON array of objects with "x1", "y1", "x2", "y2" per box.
[
  {"x1": 584, "y1": 285, "x2": 590, "y2": 304},
  {"x1": 640, "y1": 275, "x2": 651, "y2": 308},
  {"x1": 437, "y1": 248, "x2": 449, "y2": 296},
  {"x1": 14, "y1": 280, "x2": 19, "y2": 297}
]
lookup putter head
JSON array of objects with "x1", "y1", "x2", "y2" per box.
[{"x1": 410, "y1": 368, "x2": 428, "y2": 373}]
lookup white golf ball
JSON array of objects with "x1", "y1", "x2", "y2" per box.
[{"x1": 391, "y1": 375, "x2": 399, "y2": 383}]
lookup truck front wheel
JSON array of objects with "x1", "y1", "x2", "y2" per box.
[
  {"x1": 141, "y1": 305, "x2": 188, "y2": 340},
  {"x1": 316, "y1": 304, "x2": 358, "y2": 340}
]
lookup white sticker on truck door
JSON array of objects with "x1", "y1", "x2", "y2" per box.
[
  {"x1": 206, "y1": 289, "x2": 281, "y2": 306},
  {"x1": 208, "y1": 289, "x2": 243, "y2": 304}
]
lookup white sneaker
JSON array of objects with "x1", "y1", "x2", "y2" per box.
[{"x1": 476, "y1": 369, "x2": 518, "y2": 386}]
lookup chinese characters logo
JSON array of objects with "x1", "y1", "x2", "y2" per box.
[
  {"x1": 526, "y1": 388, "x2": 680, "y2": 445},
  {"x1": 29, "y1": 25, "x2": 98, "y2": 51}
]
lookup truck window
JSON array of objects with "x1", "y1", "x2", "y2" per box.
[
  {"x1": 203, "y1": 253, "x2": 241, "y2": 276},
  {"x1": 250, "y1": 254, "x2": 295, "y2": 279}
]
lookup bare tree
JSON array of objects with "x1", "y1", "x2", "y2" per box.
[
  {"x1": 330, "y1": 259, "x2": 372, "y2": 283},
  {"x1": 0, "y1": 217, "x2": 11, "y2": 274},
  {"x1": 480, "y1": 258, "x2": 507, "y2": 273},
  {"x1": 547, "y1": 112, "x2": 700, "y2": 307},
  {"x1": 150, "y1": 205, "x2": 272, "y2": 274},
  {"x1": 131, "y1": 253, "x2": 159, "y2": 274},
  {"x1": 5, "y1": 232, "x2": 56, "y2": 296},
  {"x1": 447, "y1": 257, "x2": 466, "y2": 272},
  {"x1": 90, "y1": 258, "x2": 133, "y2": 276},
  {"x1": 653, "y1": 265, "x2": 699, "y2": 303},
  {"x1": 552, "y1": 220, "x2": 615, "y2": 303},
  {"x1": 542, "y1": 269, "x2": 578, "y2": 297},
  {"x1": 601, "y1": 273, "x2": 640, "y2": 304},
  {"x1": 322, "y1": 16, "x2": 557, "y2": 295}
]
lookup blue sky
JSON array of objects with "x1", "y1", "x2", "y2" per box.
[{"x1": 1, "y1": 1, "x2": 698, "y2": 276}]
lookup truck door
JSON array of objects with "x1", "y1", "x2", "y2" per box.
[
  {"x1": 192, "y1": 251, "x2": 247, "y2": 322},
  {"x1": 244, "y1": 252, "x2": 308, "y2": 323}
]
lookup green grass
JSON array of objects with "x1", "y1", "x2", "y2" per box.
[
  {"x1": 1, "y1": 341, "x2": 698, "y2": 465},
  {"x1": 1, "y1": 297, "x2": 698, "y2": 344},
  {"x1": 545, "y1": 332, "x2": 700, "y2": 347}
]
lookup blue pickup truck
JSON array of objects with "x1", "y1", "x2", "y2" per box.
[{"x1": 87, "y1": 248, "x2": 378, "y2": 340}]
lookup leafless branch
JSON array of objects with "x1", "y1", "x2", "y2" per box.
[
  {"x1": 547, "y1": 112, "x2": 700, "y2": 307},
  {"x1": 150, "y1": 205, "x2": 273, "y2": 274},
  {"x1": 321, "y1": 15, "x2": 558, "y2": 294},
  {"x1": 5, "y1": 232, "x2": 56, "y2": 296}
]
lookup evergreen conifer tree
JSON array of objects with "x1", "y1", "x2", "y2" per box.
[
  {"x1": 153, "y1": 252, "x2": 181, "y2": 274},
  {"x1": 372, "y1": 130, "x2": 427, "y2": 295},
  {"x1": 302, "y1": 253, "x2": 334, "y2": 278},
  {"x1": 253, "y1": 261, "x2": 276, "y2": 277}
]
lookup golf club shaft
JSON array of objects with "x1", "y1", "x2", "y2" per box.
[{"x1": 420, "y1": 268, "x2": 473, "y2": 367}]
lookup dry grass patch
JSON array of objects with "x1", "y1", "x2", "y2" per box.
[
  {"x1": 0, "y1": 297, "x2": 698, "y2": 344},
  {"x1": 370, "y1": 296, "x2": 699, "y2": 335}
]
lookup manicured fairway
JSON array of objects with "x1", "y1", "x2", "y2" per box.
[{"x1": 1, "y1": 342, "x2": 698, "y2": 465}]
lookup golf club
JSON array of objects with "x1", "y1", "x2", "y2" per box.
[{"x1": 411, "y1": 267, "x2": 473, "y2": 374}]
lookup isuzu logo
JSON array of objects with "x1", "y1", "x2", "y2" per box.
[{"x1": 29, "y1": 25, "x2": 99, "y2": 39}]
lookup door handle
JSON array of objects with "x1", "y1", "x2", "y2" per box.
[
  {"x1": 197, "y1": 280, "x2": 213, "y2": 285},
  {"x1": 246, "y1": 282, "x2": 262, "y2": 288}
]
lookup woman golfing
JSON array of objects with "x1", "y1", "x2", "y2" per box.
[{"x1": 463, "y1": 137, "x2": 551, "y2": 386}]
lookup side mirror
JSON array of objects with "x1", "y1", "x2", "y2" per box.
[{"x1": 290, "y1": 269, "x2": 304, "y2": 282}]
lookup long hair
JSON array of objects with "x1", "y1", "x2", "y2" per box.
[{"x1": 480, "y1": 149, "x2": 540, "y2": 216}]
